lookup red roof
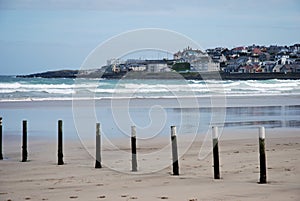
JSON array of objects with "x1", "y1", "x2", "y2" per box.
[
  {"x1": 234, "y1": 46, "x2": 246, "y2": 51},
  {"x1": 252, "y1": 48, "x2": 262, "y2": 55}
]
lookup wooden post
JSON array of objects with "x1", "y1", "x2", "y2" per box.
[
  {"x1": 0, "y1": 117, "x2": 3, "y2": 160},
  {"x1": 171, "y1": 126, "x2": 179, "y2": 175},
  {"x1": 131, "y1": 126, "x2": 137, "y2": 172},
  {"x1": 22, "y1": 120, "x2": 28, "y2": 162},
  {"x1": 57, "y1": 120, "x2": 64, "y2": 165},
  {"x1": 95, "y1": 123, "x2": 102, "y2": 168},
  {"x1": 212, "y1": 126, "x2": 220, "y2": 179},
  {"x1": 259, "y1": 127, "x2": 267, "y2": 184}
]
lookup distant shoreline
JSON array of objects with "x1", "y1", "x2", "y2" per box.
[{"x1": 17, "y1": 70, "x2": 300, "y2": 80}]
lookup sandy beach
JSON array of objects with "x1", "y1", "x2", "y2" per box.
[
  {"x1": 1, "y1": 1, "x2": 300, "y2": 200},
  {"x1": 0, "y1": 93, "x2": 299, "y2": 201},
  {"x1": 0, "y1": 128, "x2": 299, "y2": 201}
]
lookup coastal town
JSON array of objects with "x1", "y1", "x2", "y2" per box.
[
  {"x1": 19, "y1": 44, "x2": 300, "y2": 79},
  {"x1": 105, "y1": 43, "x2": 300, "y2": 74}
]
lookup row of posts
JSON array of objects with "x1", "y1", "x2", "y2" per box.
[{"x1": 0, "y1": 117, "x2": 267, "y2": 183}]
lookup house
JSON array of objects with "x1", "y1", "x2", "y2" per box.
[
  {"x1": 253, "y1": 64, "x2": 262, "y2": 72},
  {"x1": 258, "y1": 53, "x2": 270, "y2": 62},
  {"x1": 261, "y1": 61, "x2": 276, "y2": 72},
  {"x1": 238, "y1": 64, "x2": 261, "y2": 73},
  {"x1": 276, "y1": 55, "x2": 293, "y2": 65},
  {"x1": 174, "y1": 47, "x2": 220, "y2": 72},
  {"x1": 273, "y1": 64, "x2": 283, "y2": 72},
  {"x1": 224, "y1": 61, "x2": 239, "y2": 72},
  {"x1": 173, "y1": 51, "x2": 182, "y2": 60},
  {"x1": 281, "y1": 63, "x2": 300, "y2": 73},
  {"x1": 268, "y1": 45, "x2": 282, "y2": 55},
  {"x1": 232, "y1": 46, "x2": 248, "y2": 55},
  {"x1": 190, "y1": 56, "x2": 219, "y2": 72},
  {"x1": 272, "y1": 55, "x2": 294, "y2": 72},
  {"x1": 239, "y1": 65, "x2": 254, "y2": 73},
  {"x1": 252, "y1": 48, "x2": 262, "y2": 56},
  {"x1": 210, "y1": 52, "x2": 227, "y2": 63},
  {"x1": 147, "y1": 63, "x2": 168, "y2": 72},
  {"x1": 290, "y1": 44, "x2": 300, "y2": 54},
  {"x1": 145, "y1": 60, "x2": 169, "y2": 72},
  {"x1": 236, "y1": 56, "x2": 251, "y2": 66},
  {"x1": 127, "y1": 63, "x2": 147, "y2": 72},
  {"x1": 111, "y1": 64, "x2": 120, "y2": 73}
]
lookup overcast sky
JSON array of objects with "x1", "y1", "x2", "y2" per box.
[{"x1": 1, "y1": 0, "x2": 300, "y2": 75}]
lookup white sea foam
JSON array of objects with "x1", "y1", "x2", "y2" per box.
[
  {"x1": 245, "y1": 82, "x2": 298, "y2": 88},
  {"x1": 0, "y1": 77, "x2": 300, "y2": 101}
]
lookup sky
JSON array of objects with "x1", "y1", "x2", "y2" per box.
[{"x1": 0, "y1": 0, "x2": 300, "y2": 75}]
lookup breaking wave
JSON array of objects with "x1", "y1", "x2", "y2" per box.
[{"x1": 0, "y1": 76, "x2": 300, "y2": 101}]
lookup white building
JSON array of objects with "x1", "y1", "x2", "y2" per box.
[
  {"x1": 174, "y1": 47, "x2": 219, "y2": 72},
  {"x1": 147, "y1": 63, "x2": 169, "y2": 72},
  {"x1": 277, "y1": 55, "x2": 293, "y2": 65},
  {"x1": 127, "y1": 63, "x2": 147, "y2": 71}
]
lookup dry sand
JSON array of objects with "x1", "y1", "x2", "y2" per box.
[{"x1": 0, "y1": 128, "x2": 299, "y2": 201}]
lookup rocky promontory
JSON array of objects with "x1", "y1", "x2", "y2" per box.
[{"x1": 17, "y1": 70, "x2": 300, "y2": 80}]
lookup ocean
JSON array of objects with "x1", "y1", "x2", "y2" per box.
[
  {"x1": 1, "y1": 76, "x2": 300, "y2": 101},
  {"x1": 0, "y1": 76, "x2": 300, "y2": 141}
]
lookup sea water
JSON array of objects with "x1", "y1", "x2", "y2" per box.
[
  {"x1": 0, "y1": 76, "x2": 300, "y2": 140},
  {"x1": 1, "y1": 76, "x2": 300, "y2": 101}
]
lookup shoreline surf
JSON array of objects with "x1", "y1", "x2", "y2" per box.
[{"x1": 0, "y1": 94, "x2": 299, "y2": 107}]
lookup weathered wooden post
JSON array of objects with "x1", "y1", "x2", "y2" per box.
[
  {"x1": 171, "y1": 126, "x2": 179, "y2": 175},
  {"x1": 22, "y1": 120, "x2": 28, "y2": 162},
  {"x1": 259, "y1": 127, "x2": 267, "y2": 184},
  {"x1": 57, "y1": 120, "x2": 64, "y2": 165},
  {"x1": 131, "y1": 126, "x2": 137, "y2": 172},
  {"x1": 0, "y1": 117, "x2": 3, "y2": 160},
  {"x1": 95, "y1": 123, "x2": 102, "y2": 168},
  {"x1": 212, "y1": 126, "x2": 220, "y2": 179}
]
